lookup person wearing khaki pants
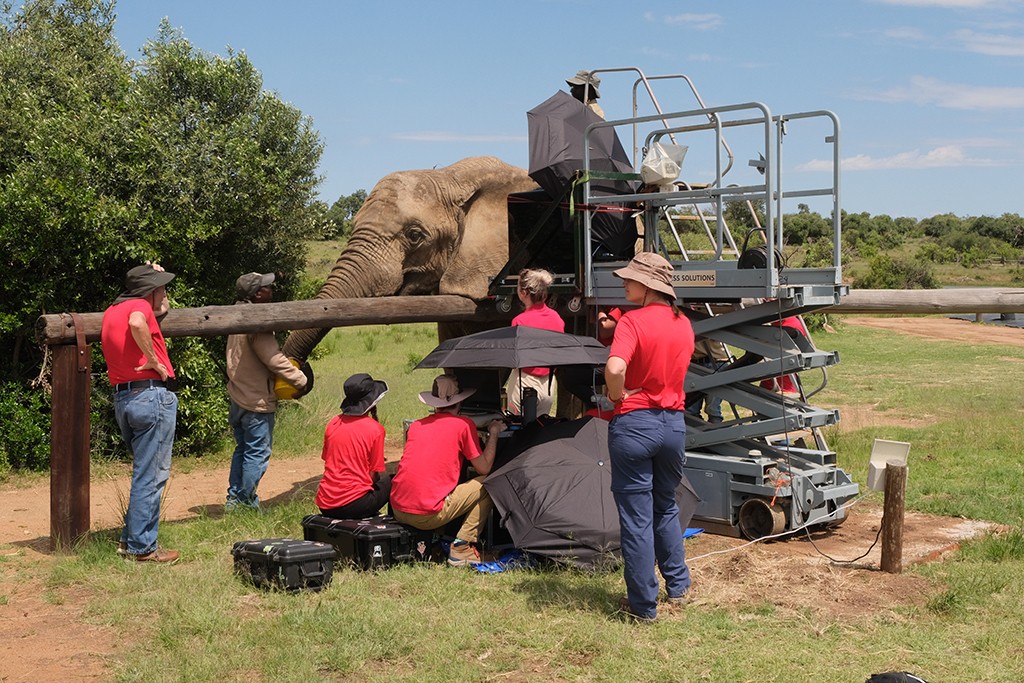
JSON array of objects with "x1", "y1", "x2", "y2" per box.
[{"x1": 390, "y1": 374, "x2": 506, "y2": 566}]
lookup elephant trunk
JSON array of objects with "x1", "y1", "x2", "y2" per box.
[{"x1": 282, "y1": 243, "x2": 400, "y2": 361}]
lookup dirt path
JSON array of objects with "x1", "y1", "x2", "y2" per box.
[
  {"x1": 0, "y1": 315, "x2": 1017, "y2": 681},
  {"x1": 840, "y1": 315, "x2": 1024, "y2": 347}
]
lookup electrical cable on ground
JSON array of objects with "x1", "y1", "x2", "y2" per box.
[{"x1": 687, "y1": 490, "x2": 879, "y2": 565}]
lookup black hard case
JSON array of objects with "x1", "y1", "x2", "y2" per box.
[
  {"x1": 302, "y1": 514, "x2": 423, "y2": 569},
  {"x1": 231, "y1": 538, "x2": 336, "y2": 592}
]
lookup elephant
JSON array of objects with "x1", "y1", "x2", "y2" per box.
[{"x1": 282, "y1": 156, "x2": 539, "y2": 361}]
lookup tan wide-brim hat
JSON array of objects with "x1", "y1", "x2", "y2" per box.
[
  {"x1": 613, "y1": 252, "x2": 677, "y2": 299},
  {"x1": 566, "y1": 70, "x2": 601, "y2": 99},
  {"x1": 418, "y1": 374, "x2": 476, "y2": 408}
]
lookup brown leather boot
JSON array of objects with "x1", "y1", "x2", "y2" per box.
[{"x1": 128, "y1": 547, "x2": 180, "y2": 563}]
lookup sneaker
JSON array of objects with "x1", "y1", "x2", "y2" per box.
[
  {"x1": 127, "y1": 547, "x2": 180, "y2": 563},
  {"x1": 447, "y1": 542, "x2": 480, "y2": 567},
  {"x1": 617, "y1": 596, "x2": 657, "y2": 623},
  {"x1": 116, "y1": 541, "x2": 127, "y2": 557}
]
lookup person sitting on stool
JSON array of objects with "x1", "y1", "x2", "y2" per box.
[{"x1": 390, "y1": 374, "x2": 506, "y2": 567}]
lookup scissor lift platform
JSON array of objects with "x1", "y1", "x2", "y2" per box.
[{"x1": 494, "y1": 67, "x2": 859, "y2": 539}]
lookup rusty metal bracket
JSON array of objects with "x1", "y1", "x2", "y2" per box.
[{"x1": 69, "y1": 313, "x2": 89, "y2": 373}]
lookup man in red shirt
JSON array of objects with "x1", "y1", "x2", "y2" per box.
[
  {"x1": 390, "y1": 374, "x2": 506, "y2": 566},
  {"x1": 100, "y1": 262, "x2": 180, "y2": 563}
]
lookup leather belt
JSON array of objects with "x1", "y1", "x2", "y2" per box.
[{"x1": 114, "y1": 379, "x2": 168, "y2": 393}]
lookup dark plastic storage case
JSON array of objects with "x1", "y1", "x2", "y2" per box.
[
  {"x1": 302, "y1": 514, "x2": 423, "y2": 569},
  {"x1": 231, "y1": 538, "x2": 336, "y2": 592}
]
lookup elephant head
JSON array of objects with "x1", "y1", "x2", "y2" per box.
[{"x1": 283, "y1": 156, "x2": 538, "y2": 360}]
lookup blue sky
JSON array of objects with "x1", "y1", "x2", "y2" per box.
[{"x1": 111, "y1": 0, "x2": 1024, "y2": 220}]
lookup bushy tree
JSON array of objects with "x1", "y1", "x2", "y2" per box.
[
  {"x1": 783, "y1": 204, "x2": 832, "y2": 245},
  {"x1": 323, "y1": 189, "x2": 367, "y2": 240},
  {"x1": 0, "y1": 0, "x2": 324, "y2": 469},
  {"x1": 853, "y1": 254, "x2": 938, "y2": 290}
]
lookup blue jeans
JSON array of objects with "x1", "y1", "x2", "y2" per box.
[
  {"x1": 686, "y1": 357, "x2": 728, "y2": 421},
  {"x1": 114, "y1": 386, "x2": 178, "y2": 555},
  {"x1": 608, "y1": 409, "x2": 690, "y2": 619},
  {"x1": 227, "y1": 402, "x2": 275, "y2": 509}
]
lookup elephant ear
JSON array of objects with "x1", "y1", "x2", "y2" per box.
[{"x1": 438, "y1": 157, "x2": 538, "y2": 299}]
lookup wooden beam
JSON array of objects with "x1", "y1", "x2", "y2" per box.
[
  {"x1": 880, "y1": 462, "x2": 908, "y2": 574},
  {"x1": 35, "y1": 288, "x2": 1024, "y2": 346},
  {"x1": 50, "y1": 343, "x2": 91, "y2": 551},
  {"x1": 831, "y1": 288, "x2": 1024, "y2": 314},
  {"x1": 36, "y1": 295, "x2": 509, "y2": 345}
]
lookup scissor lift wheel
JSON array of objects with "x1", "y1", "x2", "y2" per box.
[{"x1": 738, "y1": 498, "x2": 786, "y2": 540}]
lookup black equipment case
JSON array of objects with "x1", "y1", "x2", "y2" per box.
[
  {"x1": 231, "y1": 538, "x2": 336, "y2": 592},
  {"x1": 302, "y1": 514, "x2": 424, "y2": 569}
]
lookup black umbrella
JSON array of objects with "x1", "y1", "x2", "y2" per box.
[
  {"x1": 526, "y1": 91, "x2": 638, "y2": 259},
  {"x1": 415, "y1": 326, "x2": 608, "y2": 370},
  {"x1": 527, "y1": 90, "x2": 634, "y2": 198},
  {"x1": 484, "y1": 417, "x2": 701, "y2": 569}
]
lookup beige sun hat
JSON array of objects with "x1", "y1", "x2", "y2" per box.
[
  {"x1": 612, "y1": 252, "x2": 677, "y2": 299},
  {"x1": 566, "y1": 70, "x2": 601, "y2": 98},
  {"x1": 418, "y1": 374, "x2": 476, "y2": 409}
]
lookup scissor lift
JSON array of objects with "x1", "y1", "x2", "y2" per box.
[{"x1": 497, "y1": 68, "x2": 859, "y2": 539}]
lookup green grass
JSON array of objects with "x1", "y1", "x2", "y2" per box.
[
  {"x1": 271, "y1": 323, "x2": 445, "y2": 456},
  {"x1": 819, "y1": 320, "x2": 1024, "y2": 524},
  {"x1": 19, "y1": 319, "x2": 1024, "y2": 681}
]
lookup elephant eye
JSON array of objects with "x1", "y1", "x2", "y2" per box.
[{"x1": 405, "y1": 225, "x2": 427, "y2": 246}]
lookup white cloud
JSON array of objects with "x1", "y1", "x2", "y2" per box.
[
  {"x1": 873, "y1": 0, "x2": 1007, "y2": 7},
  {"x1": 800, "y1": 145, "x2": 1001, "y2": 171},
  {"x1": 661, "y1": 13, "x2": 723, "y2": 30},
  {"x1": 860, "y1": 76, "x2": 1024, "y2": 110},
  {"x1": 882, "y1": 26, "x2": 928, "y2": 41},
  {"x1": 391, "y1": 132, "x2": 527, "y2": 143},
  {"x1": 955, "y1": 28, "x2": 1024, "y2": 56}
]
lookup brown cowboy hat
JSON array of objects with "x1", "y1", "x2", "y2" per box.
[{"x1": 612, "y1": 252, "x2": 677, "y2": 299}]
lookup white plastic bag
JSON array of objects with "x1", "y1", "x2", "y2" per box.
[{"x1": 640, "y1": 142, "x2": 688, "y2": 186}]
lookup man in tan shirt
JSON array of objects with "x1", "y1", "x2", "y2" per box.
[{"x1": 226, "y1": 272, "x2": 308, "y2": 510}]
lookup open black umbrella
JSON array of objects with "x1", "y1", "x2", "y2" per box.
[
  {"x1": 415, "y1": 326, "x2": 608, "y2": 370},
  {"x1": 527, "y1": 90, "x2": 634, "y2": 198},
  {"x1": 484, "y1": 417, "x2": 701, "y2": 569},
  {"x1": 527, "y1": 91, "x2": 638, "y2": 259}
]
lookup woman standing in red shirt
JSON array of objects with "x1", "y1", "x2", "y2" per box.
[
  {"x1": 315, "y1": 373, "x2": 391, "y2": 519},
  {"x1": 604, "y1": 252, "x2": 695, "y2": 622}
]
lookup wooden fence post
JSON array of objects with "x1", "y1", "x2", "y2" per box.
[
  {"x1": 49, "y1": 322, "x2": 91, "y2": 551},
  {"x1": 880, "y1": 462, "x2": 908, "y2": 574}
]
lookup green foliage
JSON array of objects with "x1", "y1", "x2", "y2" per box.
[
  {"x1": 0, "y1": 380, "x2": 50, "y2": 472},
  {"x1": 723, "y1": 198, "x2": 764, "y2": 235},
  {"x1": 166, "y1": 336, "x2": 229, "y2": 457},
  {"x1": 853, "y1": 253, "x2": 938, "y2": 289},
  {"x1": 783, "y1": 204, "x2": 832, "y2": 245},
  {"x1": 322, "y1": 189, "x2": 366, "y2": 240},
  {"x1": 0, "y1": 0, "x2": 324, "y2": 468}
]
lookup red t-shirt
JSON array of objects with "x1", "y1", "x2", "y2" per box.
[
  {"x1": 512, "y1": 303, "x2": 565, "y2": 376},
  {"x1": 608, "y1": 304, "x2": 694, "y2": 415},
  {"x1": 759, "y1": 316, "x2": 808, "y2": 395},
  {"x1": 390, "y1": 413, "x2": 483, "y2": 515},
  {"x1": 100, "y1": 299, "x2": 175, "y2": 385},
  {"x1": 597, "y1": 307, "x2": 624, "y2": 347},
  {"x1": 315, "y1": 415, "x2": 386, "y2": 510}
]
